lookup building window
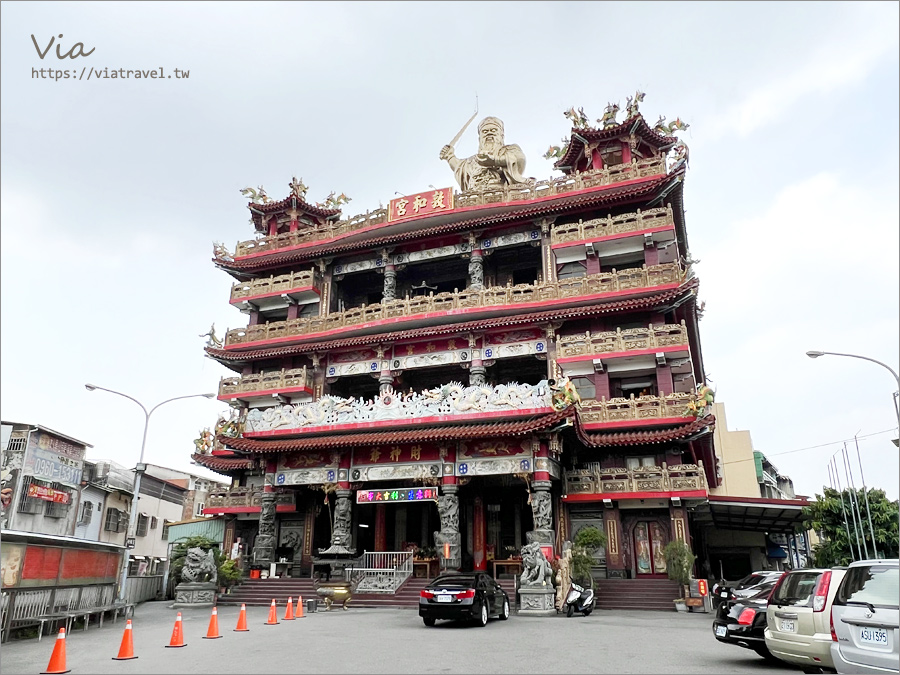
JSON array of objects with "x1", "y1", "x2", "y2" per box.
[
  {"x1": 150, "y1": 516, "x2": 158, "y2": 530},
  {"x1": 161, "y1": 519, "x2": 171, "y2": 541},
  {"x1": 105, "y1": 507, "x2": 127, "y2": 532},
  {"x1": 195, "y1": 502, "x2": 206, "y2": 517},
  {"x1": 136, "y1": 513, "x2": 149, "y2": 537},
  {"x1": 570, "y1": 376, "x2": 596, "y2": 400},
  {"x1": 17, "y1": 476, "x2": 44, "y2": 514},
  {"x1": 44, "y1": 483, "x2": 71, "y2": 518},
  {"x1": 557, "y1": 261, "x2": 586, "y2": 280},
  {"x1": 79, "y1": 500, "x2": 94, "y2": 524}
]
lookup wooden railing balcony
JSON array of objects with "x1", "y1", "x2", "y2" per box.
[
  {"x1": 230, "y1": 270, "x2": 316, "y2": 303},
  {"x1": 551, "y1": 205, "x2": 673, "y2": 246},
  {"x1": 205, "y1": 488, "x2": 295, "y2": 510},
  {"x1": 557, "y1": 321, "x2": 688, "y2": 359},
  {"x1": 218, "y1": 367, "x2": 311, "y2": 398},
  {"x1": 578, "y1": 392, "x2": 694, "y2": 426},
  {"x1": 224, "y1": 262, "x2": 683, "y2": 348},
  {"x1": 233, "y1": 158, "x2": 667, "y2": 257},
  {"x1": 564, "y1": 462, "x2": 707, "y2": 495}
]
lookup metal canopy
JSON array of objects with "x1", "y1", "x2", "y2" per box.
[{"x1": 691, "y1": 496, "x2": 807, "y2": 534}]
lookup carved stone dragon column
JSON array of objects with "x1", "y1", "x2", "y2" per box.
[
  {"x1": 434, "y1": 485, "x2": 461, "y2": 572},
  {"x1": 253, "y1": 491, "x2": 277, "y2": 567},
  {"x1": 527, "y1": 480, "x2": 555, "y2": 549},
  {"x1": 330, "y1": 489, "x2": 354, "y2": 551},
  {"x1": 468, "y1": 249, "x2": 484, "y2": 291}
]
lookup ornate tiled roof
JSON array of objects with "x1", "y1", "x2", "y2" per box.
[
  {"x1": 191, "y1": 453, "x2": 256, "y2": 472},
  {"x1": 574, "y1": 413, "x2": 715, "y2": 447},
  {"x1": 205, "y1": 278, "x2": 699, "y2": 366},
  {"x1": 218, "y1": 175, "x2": 675, "y2": 274},
  {"x1": 248, "y1": 195, "x2": 341, "y2": 218},
  {"x1": 218, "y1": 408, "x2": 572, "y2": 453},
  {"x1": 554, "y1": 114, "x2": 677, "y2": 170}
]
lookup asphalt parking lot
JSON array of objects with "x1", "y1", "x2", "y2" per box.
[{"x1": 1, "y1": 601, "x2": 799, "y2": 674}]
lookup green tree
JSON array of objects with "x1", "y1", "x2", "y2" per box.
[
  {"x1": 663, "y1": 540, "x2": 695, "y2": 600},
  {"x1": 570, "y1": 525, "x2": 607, "y2": 589},
  {"x1": 802, "y1": 487, "x2": 899, "y2": 566}
]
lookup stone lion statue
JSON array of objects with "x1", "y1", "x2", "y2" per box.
[
  {"x1": 181, "y1": 547, "x2": 218, "y2": 585},
  {"x1": 519, "y1": 542, "x2": 553, "y2": 588}
]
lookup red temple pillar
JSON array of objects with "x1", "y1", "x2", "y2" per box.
[
  {"x1": 375, "y1": 504, "x2": 387, "y2": 552},
  {"x1": 473, "y1": 496, "x2": 486, "y2": 571},
  {"x1": 338, "y1": 452, "x2": 351, "y2": 490},
  {"x1": 534, "y1": 440, "x2": 551, "y2": 482}
]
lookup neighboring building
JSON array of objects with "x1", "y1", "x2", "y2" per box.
[
  {"x1": 138, "y1": 463, "x2": 227, "y2": 521},
  {"x1": 73, "y1": 459, "x2": 134, "y2": 545},
  {"x1": 130, "y1": 473, "x2": 187, "y2": 575},
  {"x1": 194, "y1": 105, "x2": 718, "y2": 598},
  {"x1": 693, "y1": 401, "x2": 810, "y2": 579},
  {"x1": 1, "y1": 422, "x2": 91, "y2": 537}
]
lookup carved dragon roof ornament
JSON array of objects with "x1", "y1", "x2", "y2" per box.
[{"x1": 240, "y1": 186, "x2": 271, "y2": 204}]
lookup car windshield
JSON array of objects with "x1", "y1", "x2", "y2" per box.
[
  {"x1": 747, "y1": 580, "x2": 778, "y2": 600},
  {"x1": 772, "y1": 571, "x2": 820, "y2": 607},
  {"x1": 835, "y1": 565, "x2": 899, "y2": 609},
  {"x1": 430, "y1": 576, "x2": 476, "y2": 589},
  {"x1": 734, "y1": 573, "x2": 768, "y2": 589}
]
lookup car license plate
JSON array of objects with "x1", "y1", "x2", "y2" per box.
[
  {"x1": 780, "y1": 620, "x2": 795, "y2": 632},
  {"x1": 437, "y1": 594, "x2": 452, "y2": 603},
  {"x1": 715, "y1": 625, "x2": 727, "y2": 637},
  {"x1": 720, "y1": 591, "x2": 728, "y2": 597},
  {"x1": 859, "y1": 627, "x2": 888, "y2": 645}
]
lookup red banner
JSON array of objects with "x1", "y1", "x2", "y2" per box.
[
  {"x1": 27, "y1": 484, "x2": 69, "y2": 503},
  {"x1": 388, "y1": 187, "x2": 454, "y2": 222}
]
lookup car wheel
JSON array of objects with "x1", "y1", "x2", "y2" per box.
[
  {"x1": 566, "y1": 604, "x2": 574, "y2": 618},
  {"x1": 422, "y1": 617, "x2": 435, "y2": 627},
  {"x1": 475, "y1": 600, "x2": 488, "y2": 627},
  {"x1": 499, "y1": 598, "x2": 510, "y2": 620}
]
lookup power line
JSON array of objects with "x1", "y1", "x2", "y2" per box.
[{"x1": 723, "y1": 428, "x2": 897, "y2": 465}]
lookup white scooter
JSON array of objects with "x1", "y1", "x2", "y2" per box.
[{"x1": 564, "y1": 581, "x2": 595, "y2": 617}]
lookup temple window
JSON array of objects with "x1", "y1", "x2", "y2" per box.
[
  {"x1": 599, "y1": 250, "x2": 644, "y2": 274},
  {"x1": 327, "y1": 373, "x2": 381, "y2": 400},
  {"x1": 625, "y1": 456, "x2": 658, "y2": 470},
  {"x1": 557, "y1": 261, "x2": 587, "y2": 280},
  {"x1": 569, "y1": 376, "x2": 596, "y2": 400},
  {"x1": 484, "y1": 355, "x2": 546, "y2": 387},
  {"x1": 600, "y1": 144, "x2": 624, "y2": 167},
  {"x1": 333, "y1": 270, "x2": 383, "y2": 311},
  {"x1": 608, "y1": 374, "x2": 657, "y2": 399},
  {"x1": 484, "y1": 245, "x2": 541, "y2": 287}
]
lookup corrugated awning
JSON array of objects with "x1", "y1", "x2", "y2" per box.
[{"x1": 692, "y1": 495, "x2": 809, "y2": 534}]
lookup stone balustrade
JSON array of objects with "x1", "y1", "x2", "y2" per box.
[
  {"x1": 218, "y1": 367, "x2": 311, "y2": 397},
  {"x1": 224, "y1": 262, "x2": 683, "y2": 347},
  {"x1": 551, "y1": 205, "x2": 673, "y2": 246},
  {"x1": 557, "y1": 321, "x2": 688, "y2": 358},
  {"x1": 564, "y1": 462, "x2": 707, "y2": 495},
  {"x1": 578, "y1": 392, "x2": 694, "y2": 425},
  {"x1": 205, "y1": 488, "x2": 295, "y2": 510},
  {"x1": 230, "y1": 270, "x2": 316, "y2": 302},
  {"x1": 233, "y1": 158, "x2": 668, "y2": 257}
]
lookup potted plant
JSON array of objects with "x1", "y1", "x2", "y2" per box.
[
  {"x1": 663, "y1": 539, "x2": 696, "y2": 612},
  {"x1": 570, "y1": 525, "x2": 607, "y2": 589},
  {"x1": 218, "y1": 558, "x2": 241, "y2": 594}
]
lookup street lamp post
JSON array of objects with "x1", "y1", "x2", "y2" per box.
[
  {"x1": 85, "y1": 384, "x2": 215, "y2": 602},
  {"x1": 806, "y1": 351, "x2": 900, "y2": 428}
]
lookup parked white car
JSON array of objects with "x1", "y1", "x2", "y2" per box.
[
  {"x1": 830, "y1": 558, "x2": 899, "y2": 674},
  {"x1": 764, "y1": 567, "x2": 847, "y2": 673}
]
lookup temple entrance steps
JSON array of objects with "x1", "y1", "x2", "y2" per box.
[
  {"x1": 593, "y1": 578, "x2": 682, "y2": 611},
  {"x1": 218, "y1": 575, "x2": 519, "y2": 609}
]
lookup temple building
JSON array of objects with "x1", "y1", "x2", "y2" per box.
[{"x1": 193, "y1": 98, "x2": 718, "y2": 601}]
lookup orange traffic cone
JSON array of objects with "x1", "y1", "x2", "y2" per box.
[
  {"x1": 202, "y1": 607, "x2": 222, "y2": 639},
  {"x1": 265, "y1": 598, "x2": 279, "y2": 625},
  {"x1": 234, "y1": 603, "x2": 249, "y2": 632},
  {"x1": 41, "y1": 628, "x2": 71, "y2": 674},
  {"x1": 296, "y1": 595, "x2": 305, "y2": 618},
  {"x1": 283, "y1": 597, "x2": 295, "y2": 621},
  {"x1": 112, "y1": 619, "x2": 138, "y2": 660},
  {"x1": 165, "y1": 612, "x2": 187, "y2": 648}
]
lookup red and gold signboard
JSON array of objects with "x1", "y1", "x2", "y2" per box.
[
  {"x1": 27, "y1": 484, "x2": 69, "y2": 504},
  {"x1": 352, "y1": 443, "x2": 442, "y2": 465},
  {"x1": 388, "y1": 187, "x2": 454, "y2": 222}
]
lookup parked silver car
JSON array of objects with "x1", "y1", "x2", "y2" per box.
[
  {"x1": 764, "y1": 567, "x2": 847, "y2": 673},
  {"x1": 830, "y1": 558, "x2": 899, "y2": 674}
]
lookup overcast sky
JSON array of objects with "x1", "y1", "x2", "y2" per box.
[{"x1": 2, "y1": 2, "x2": 897, "y2": 500}]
